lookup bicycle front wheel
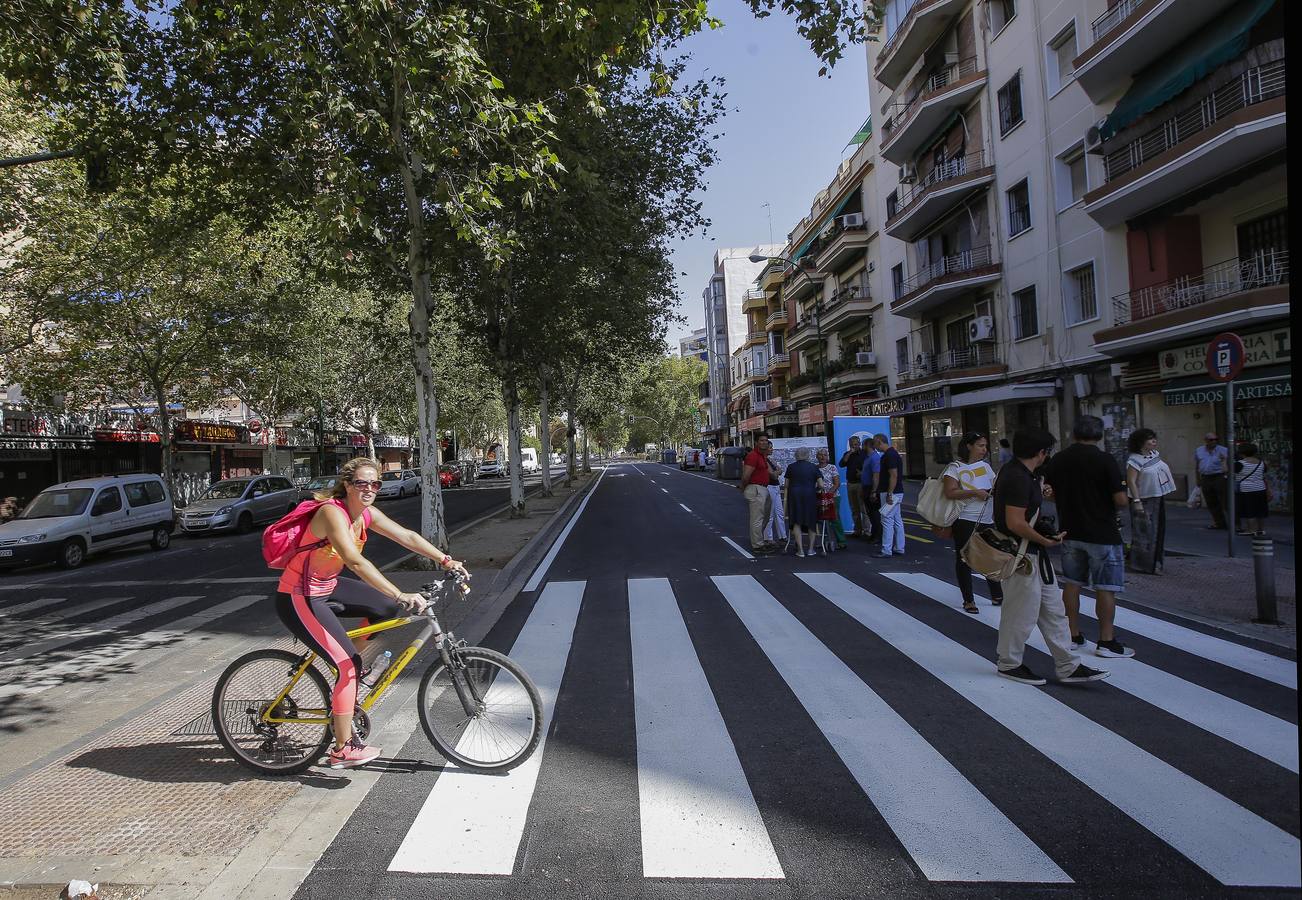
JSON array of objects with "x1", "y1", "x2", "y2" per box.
[
  {"x1": 212, "y1": 648, "x2": 333, "y2": 776},
  {"x1": 418, "y1": 646, "x2": 543, "y2": 773}
]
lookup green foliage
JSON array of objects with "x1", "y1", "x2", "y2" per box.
[{"x1": 626, "y1": 354, "x2": 708, "y2": 447}]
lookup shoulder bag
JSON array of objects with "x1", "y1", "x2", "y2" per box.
[{"x1": 917, "y1": 467, "x2": 963, "y2": 527}]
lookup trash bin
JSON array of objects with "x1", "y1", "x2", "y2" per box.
[
  {"x1": 660, "y1": 448, "x2": 677, "y2": 465},
  {"x1": 717, "y1": 446, "x2": 747, "y2": 480}
]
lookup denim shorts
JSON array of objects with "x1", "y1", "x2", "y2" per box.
[{"x1": 1059, "y1": 540, "x2": 1125, "y2": 592}]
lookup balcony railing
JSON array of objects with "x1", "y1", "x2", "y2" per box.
[
  {"x1": 900, "y1": 344, "x2": 1001, "y2": 381},
  {"x1": 768, "y1": 353, "x2": 790, "y2": 373},
  {"x1": 1102, "y1": 59, "x2": 1285, "y2": 183},
  {"x1": 1089, "y1": 0, "x2": 1145, "y2": 44},
  {"x1": 888, "y1": 151, "x2": 988, "y2": 221},
  {"x1": 1111, "y1": 249, "x2": 1289, "y2": 325},
  {"x1": 881, "y1": 57, "x2": 980, "y2": 144},
  {"x1": 898, "y1": 244, "x2": 995, "y2": 296},
  {"x1": 766, "y1": 308, "x2": 789, "y2": 328}
]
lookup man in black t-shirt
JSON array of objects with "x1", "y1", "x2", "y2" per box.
[
  {"x1": 839, "y1": 436, "x2": 868, "y2": 537},
  {"x1": 993, "y1": 427, "x2": 1109, "y2": 686},
  {"x1": 1041, "y1": 416, "x2": 1134, "y2": 659}
]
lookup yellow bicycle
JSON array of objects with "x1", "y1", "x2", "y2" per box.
[{"x1": 211, "y1": 572, "x2": 542, "y2": 776}]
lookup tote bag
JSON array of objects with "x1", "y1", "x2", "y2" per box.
[{"x1": 917, "y1": 475, "x2": 962, "y2": 527}]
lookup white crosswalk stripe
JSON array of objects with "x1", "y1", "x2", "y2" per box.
[
  {"x1": 389, "y1": 580, "x2": 584, "y2": 875},
  {"x1": 1, "y1": 594, "x2": 134, "y2": 624},
  {"x1": 376, "y1": 570, "x2": 1298, "y2": 887},
  {"x1": 0, "y1": 595, "x2": 207, "y2": 663},
  {"x1": 886, "y1": 572, "x2": 1299, "y2": 773},
  {"x1": 800, "y1": 572, "x2": 1300, "y2": 888},
  {"x1": 629, "y1": 578, "x2": 782, "y2": 879}
]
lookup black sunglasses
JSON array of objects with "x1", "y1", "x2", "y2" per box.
[{"x1": 349, "y1": 479, "x2": 383, "y2": 491}]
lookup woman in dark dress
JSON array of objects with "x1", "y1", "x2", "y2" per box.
[{"x1": 783, "y1": 448, "x2": 824, "y2": 558}]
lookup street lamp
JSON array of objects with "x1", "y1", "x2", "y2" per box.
[{"x1": 749, "y1": 252, "x2": 835, "y2": 461}]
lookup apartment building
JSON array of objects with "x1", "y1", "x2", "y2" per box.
[
  {"x1": 866, "y1": 0, "x2": 1287, "y2": 506},
  {"x1": 701, "y1": 245, "x2": 780, "y2": 445}
]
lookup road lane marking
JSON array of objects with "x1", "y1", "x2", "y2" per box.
[
  {"x1": 720, "y1": 537, "x2": 755, "y2": 560},
  {"x1": 389, "y1": 580, "x2": 584, "y2": 875},
  {"x1": 629, "y1": 579, "x2": 782, "y2": 879},
  {"x1": 0, "y1": 595, "x2": 206, "y2": 663},
  {"x1": 1, "y1": 594, "x2": 136, "y2": 623},
  {"x1": 679, "y1": 504, "x2": 692, "y2": 513},
  {"x1": 712, "y1": 575, "x2": 1068, "y2": 883},
  {"x1": 660, "y1": 488, "x2": 668, "y2": 494},
  {"x1": 522, "y1": 467, "x2": 608, "y2": 592},
  {"x1": 800, "y1": 572, "x2": 1300, "y2": 888},
  {"x1": 887, "y1": 573, "x2": 1298, "y2": 774},
  {"x1": 905, "y1": 532, "x2": 935, "y2": 544}
]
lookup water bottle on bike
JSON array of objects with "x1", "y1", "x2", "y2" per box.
[{"x1": 361, "y1": 650, "x2": 392, "y2": 687}]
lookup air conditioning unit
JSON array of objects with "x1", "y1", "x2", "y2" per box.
[
  {"x1": 838, "y1": 212, "x2": 865, "y2": 229},
  {"x1": 1084, "y1": 122, "x2": 1105, "y2": 153},
  {"x1": 855, "y1": 351, "x2": 877, "y2": 367},
  {"x1": 968, "y1": 316, "x2": 996, "y2": 341},
  {"x1": 898, "y1": 164, "x2": 916, "y2": 184}
]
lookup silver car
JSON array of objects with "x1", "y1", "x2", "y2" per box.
[
  {"x1": 178, "y1": 475, "x2": 301, "y2": 535},
  {"x1": 375, "y1": 469, "x2": 421, "y2": 499}
]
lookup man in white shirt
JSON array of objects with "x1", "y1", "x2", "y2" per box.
[{"x1": 1194, "y1": 433, "x2": 1230, "y2": 530}]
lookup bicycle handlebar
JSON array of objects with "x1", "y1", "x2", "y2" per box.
[{"x1": 417, "y1": 570, "x2": 471, "y2": 608}]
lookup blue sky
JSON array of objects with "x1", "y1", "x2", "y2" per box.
[{"x1": 666, "y1": 0, "x2": 870, "y2": 348}]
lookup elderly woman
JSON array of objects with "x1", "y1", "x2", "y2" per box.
[
  {"x1": 783, "y1": 448, "x2": 824, "y2": 557},
  {"x1": 815, "y1": 448, "x2": 847, "y2": 549}
]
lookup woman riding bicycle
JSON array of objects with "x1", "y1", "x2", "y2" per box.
[{"x1": 275, "y1": 456, "x2": 468, "y2": 768}]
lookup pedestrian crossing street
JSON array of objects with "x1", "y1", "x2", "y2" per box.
[{"x1": 387, "y1": 570, "x2": 1300, "y2": 889}]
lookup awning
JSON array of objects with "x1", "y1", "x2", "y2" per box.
[
  {"x1": 1098, "y1": 0, "x2": 1275, "y2": 141},
  {"x1": 846, "y1": 116, "x2": 873, "y2": 147},
  {"x1": 947, "y1": 381, "x2": 1057, "y2": 409},
  {"x1": 792, "y1": 188, "x2": 860, "y2": 262}
]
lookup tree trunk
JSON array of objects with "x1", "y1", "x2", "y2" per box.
[
  {"x1": 565, "y1": 404, "x2": 577, "y2": 487},
  {"x1": 157, "y1": 385, "x2": 176, "y2": 508},
  {"x1": 503, "y1": 379, "x2": 525, "y2": 517},
  {"x1": 538, "y1": 367, "x2": 553, "y2": 497},
  {"x1": 582, "y1": 425, "x2": 591, "y2": 473},
  {"x1": 410, "y1": 292, "x2": 449, "y2": 553},
  {"x1": 365, "y1": 431, "x2": 376, "y2": 461}
]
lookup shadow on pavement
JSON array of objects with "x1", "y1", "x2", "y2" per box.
[{"x1": 65, "y1": 738, "x2": 349, "y2": 788}]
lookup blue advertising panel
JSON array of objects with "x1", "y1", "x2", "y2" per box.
[{"x1": 832, "y1": 416, "x2": 892, "y2": 531}]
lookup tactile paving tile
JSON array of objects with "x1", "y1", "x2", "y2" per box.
[{"x1": 0, "y1": 655, "x2": 306, "y2": 857}]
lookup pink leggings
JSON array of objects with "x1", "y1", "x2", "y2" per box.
[{"x1": 274, "y1": 580, "x2": 399, "y2": 716}]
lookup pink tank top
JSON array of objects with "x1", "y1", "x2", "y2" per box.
[{"x1": 278, "y1": 500, "x2": 371, "y2": 597}]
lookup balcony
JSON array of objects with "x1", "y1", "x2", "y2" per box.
[
  {"x1": 874, "y1": 0, "x2": 967, "y2": 90},
  {"x1": 759, "y1": 259, "x2": 786, "y2": 292},
  {"x1": 745, "y1": 330, "x2": 767, "y2": 348},
  {"x1": 1083, "y1": 59, "x2": 1286, "y2": 227},
  {"x1": 880, "y1": 59, "x2": 986, "y2": 164},
  {"x1": 787, "y1": 375, "x2": 823, "y2": 403},
  {"x1": 891, "y1": 245, "x2": 1002, "y2": 318},
  {"x1": 884, "y1": 151, "x2": 995, "y2": 242},
  {"x1": 1093, "y1": 250, "x2": 1289, "y2": 356},
  {"x1": 1073, "y1": 0, "x2": 1242, "y2": 103},
  {"x1": 743, "y1": 289, "x2": 768, "y2": 313},
  {"x1": 768, "y1": 353, "x2": 791, "y2": 375},
  {"x1": 820, "y1": 284, "x2": 874, "y2": 332},
  {"x1": 765, "y1": 307, "x2": 789, "y2": 331},
  {"x1": 784, "y1": 266, "x2": 822, "y2": 303},
  {"x1": 814, "y1": 218, "x2": 872, "y2": 273},
  {"x1": 787, "y1": 317, "x2": 818, "y2": 351},
  {"x1": 898, "y1": 345, "x2": 1005, "y2": 388}
]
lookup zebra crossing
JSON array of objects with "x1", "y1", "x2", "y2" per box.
[{"x1": 382, "y1": 570, "x2": 1300, "y2": 890}]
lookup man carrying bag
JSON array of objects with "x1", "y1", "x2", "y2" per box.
[{"x1": 984, "y1": 428, "x2": 1109, "y2": 686}]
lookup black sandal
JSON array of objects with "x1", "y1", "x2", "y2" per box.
[
  {"x1": 963, "y1": 602, "x2": 980, "y2": 614},
  {"x1": 990, "y1": 599, "x2": 1002, "y2": 607}
]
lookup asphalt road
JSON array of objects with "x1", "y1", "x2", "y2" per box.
[{"x1": 297, "y1": 461, "x2": 1300, "y2": 899}]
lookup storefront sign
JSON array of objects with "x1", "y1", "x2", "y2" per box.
[
  {"x1": 854, "y1": 387, "x2": 947, "y2": 417},
  {"x1": 798, "y1": 399, "x2": 857, "y2": 426},
  {"x1": 246, "y1": 418, "x2": 263, "y2": 435},
  {"x1": 276, "y1": 427, "x2": 316, "y2": 447},
  {"x1": 765, "y1": 411, "x2": 799, "y2": 427},
  {"x1": 172, "y1": 420, "x2": 248, "y2": 444},
  {"x1": 1, "y1": 409, "x2": 40, "y2": 435},
  {"x1": 739, "y1": 415, "x2": 766, "y2": 432},
  {"x1": 1159, "y1": 326, "x2": 1290, "y2": 378},
  {"x1": 374, "y1": 433, "x2": 412, "y2": 448},
  {"x1": 94, "y1": 428, "x2": 161, "y2": 443},
  {"x1": 1163, "y1": 377, "x2": 1292, "y2": 406}
]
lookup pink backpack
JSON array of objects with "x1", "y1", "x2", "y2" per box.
[{"x1": 262, "y1": 498, "x2": 371, "y2": 570}]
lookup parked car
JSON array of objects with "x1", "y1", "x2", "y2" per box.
[
  {"x1": 178, "y1": 475, "x2": 300, "y2": 535},
  {"x1": 376, "y1": 468, "x2": 420, "y2": 500},
  {"x1": 478, "y1": 458, "x2": 504, "y2": 478},
  {"x1": 0, "y1": 474, "x2": 175, "y2": 570},
  {"x1": 303, "y1": 475, "x2": 340, "y2": 497},
  {"x1": 438, "y1": 464, "x2": 462, "y2": 488}
]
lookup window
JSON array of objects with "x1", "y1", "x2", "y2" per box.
[
  {"x1": 124, "y1": 481, "x2": 164, "y2": 507},
  {"x1": 93, "y1": 487, "x2": 123, "y2": 515},
  {"x1": 1047, "y1": 22, "x2": 1077, "y2": 92},
  {"x1": 1007, "y1": 179, "x2": 1031, "y2": 236},
  {"x1": 1012, "y1": 286, "x2": 1039, "y2": 339},
  {"x1": 891, "y1": 263, "x2": 905, "y2": 300},
  {"x1": 988, "y1": 0, "x2": 1016, "y2": 34},
  {"x1": 886, "y1": 190, "x2": 899, "y2": 220},
  {"x1": 945, "y1": 317, "x2": 973, "y2": 353},
  {"x1": 997, "y1": 72, "x2": 1024, "y2": 136},
  {"x1": 1065, "y1": 263, "x2": 1098, "y2": 324},
  {"x1": 895, "y1": 337, "x2": 909, "y2": 373},
  {"x1": 1237, "y1": 209, "x2": 1288, "y2": 259},
  {"x1": 1055, "y1": 144, "x2": 1087, "y2": 209}
]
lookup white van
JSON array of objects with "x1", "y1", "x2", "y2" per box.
[
  {"x1": 0, "y1": 473, "x2": 175, "y2": 570},
  {"x1": 519, "y1": 448, "x2": 539, "y2": 474}
]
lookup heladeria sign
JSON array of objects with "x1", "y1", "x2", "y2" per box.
[{"x1": 1159, "y1": 326, "x2": 1290, "y2": 379}]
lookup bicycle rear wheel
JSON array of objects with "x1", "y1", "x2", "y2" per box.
[
  {"x1": 212, "y1": 648, "x2": 333, "y2": 776},
  {"x1": 418, "y1": 646, "x2": 543, "y2": 773}
]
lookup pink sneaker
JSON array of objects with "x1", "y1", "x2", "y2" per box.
[{"x1": 327, "y1": 736, "x2": 381, "y2": 769}]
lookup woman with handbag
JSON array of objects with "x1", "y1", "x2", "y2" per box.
[
  {"x1": 942, "y1": 432, "x2": 1002, "y2": 613},
  {"x1": 815, "y1": 448, "x2": 848, "y2": 550},
  {"x1": 1234, "y1": 442, "x2": 1269, "y2": 536},
  {"x1": 1125, "y1": 429, "x2": 1175, "y2": 574}
]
